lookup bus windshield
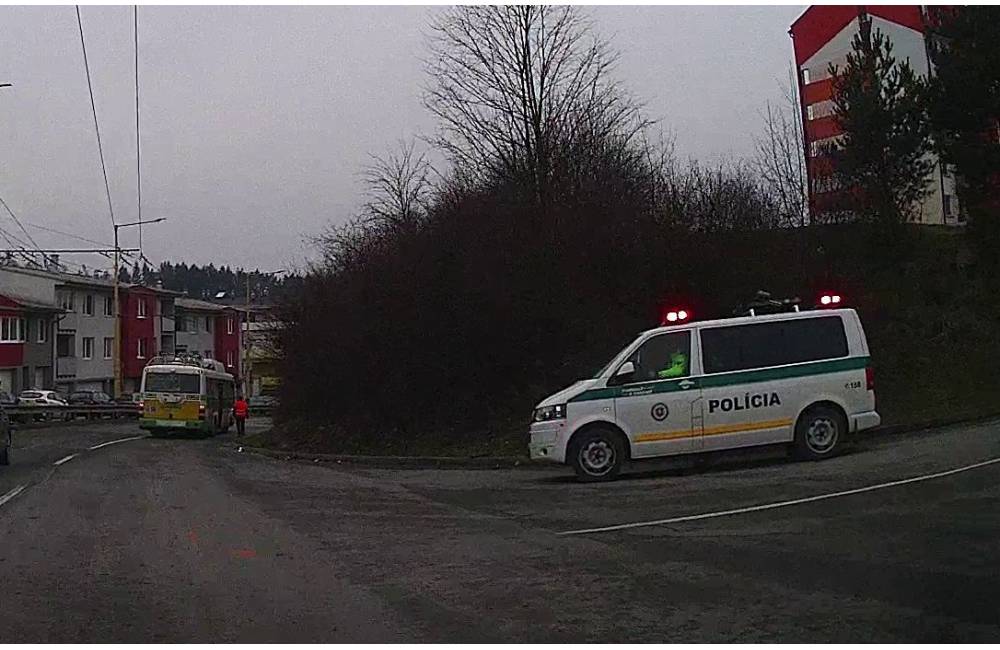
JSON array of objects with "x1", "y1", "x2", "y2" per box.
[{"x1": 144, "y1": 372, "x2": 201, "y2": 394}]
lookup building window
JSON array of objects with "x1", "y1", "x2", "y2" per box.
[
  {"x1": 701, "y1": 316, "x2": 848, "y2": 374},
  {"x1": 137, "y1": 299, "x2": 148, "y2": 319},
  {"x1": 176, "y1": 314, "x2": 187, "y2": 332},
  {"x1": 83, "y1": 294, "x2": 95, "y2": 316},
  {"x1": 104, "y1": 296, "x2": 113, "y2": 317},
  {"x1": 806, "y1": 105, "x2": 815, "y2": 121},
  {"x1": 37, "y1": 319, "x2": 49, "y2": 344},
  {"x1": 204, "y1": 349, "x2": 213, "y2": 360},
  {"x1": 206, "y1": 317, "x2": 213, "y2": 333},
  {"x1": 103, "y1": 337, "x2": 113, "y2": 359},
  {"x1": 59, "y1": 291, "x2": 74, "y2": 312},
  {"x1": 227, "y1": 318, "x2": 234, "y2": 335},
  {"x1": 226, "y1": 350, "x2": 235, "y2": 368},
  {"x1": 137, "y1": 339, "x2": 148, "y2": 359},
  {"x1": 943, "y1": 195, "x2": 954, "y2": 218},
  {"x1": 801, "y1": 68, "x2": 811, "y2": 85},
  {"x1": 82, "y1": 337, "x2": 94, "y2": 360},
  {"x1": 0, "y1": 317, "x2": 26, "y2": 343},
  {"x1": 57, "y1": 334, "x2": 73, "y2": 358}
]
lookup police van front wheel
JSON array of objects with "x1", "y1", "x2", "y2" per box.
[
  {"x1": 569, "y1": 428, "x2": 625, "y2": 482},
  {"x1": 793, "y1": 406, "x2": 845, "y2": 460}
]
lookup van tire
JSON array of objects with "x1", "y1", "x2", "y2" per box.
[
  {"x1": 793, "y1": 405, "x2": 845, "y2": 460},
  {"x1": 569, "y1": 427, "x2": 625, "y2": 482}
]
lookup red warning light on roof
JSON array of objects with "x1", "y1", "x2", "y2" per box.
[
  {"x1": 819, "y1": 294, "x2": 842, "y2": 306},
  {"x1": 663, "y1": 309, "x2": 690, "y2": 324}
]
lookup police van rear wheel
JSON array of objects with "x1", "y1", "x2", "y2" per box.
[
  {"x1": 793, "y1": 405, "x2": 845, "y2": 460},
  {"x1": 570, "y1": 428, "x2": 625, "y2": 482}
]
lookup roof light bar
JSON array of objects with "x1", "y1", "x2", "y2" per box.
[
  {"x1": 819, "y1": 294, "x2": 842, "y2": 306},
  {"x1": 663, "y1": 309, "x2": 690, "y2": 324}
]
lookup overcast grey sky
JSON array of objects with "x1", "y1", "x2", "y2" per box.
[{"x1": 0, "y1": 4, "x2": 803, "y2": 273}]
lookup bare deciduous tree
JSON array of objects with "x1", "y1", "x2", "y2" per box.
[
  {"x1": 423, "y1": 5, "x2": 648, "y2": 198},
  {"x1": 753, "y1": 67, "x2": 809, "y2": 227},
  {"x1": 671, "y1": 160, "x2": 783, "y2": 232},
  {"x1": 361, "y1": 139, "x2": 434, "y2": 230}
]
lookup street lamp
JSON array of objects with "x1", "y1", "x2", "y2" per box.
[
  {"x1": 112, "y1": 217, "x2": 166, "y2": 397},
  {"x1": 243, "y1": 268, "x2": 286, "y2": 397}
]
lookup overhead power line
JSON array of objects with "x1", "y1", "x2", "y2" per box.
[
  {"x1": 0, "y1": 248, "x2": 139, "y2": 254},
  {"x1": 75, "y1": 5, "x2": 116, "y2": 228},
  {"x1": 0, "y1": 223, "x2": 33, "y2": 249},
  {"x1": 24, "y1": 221, "x2": 113, "y2": 247},
  {"x1": 0, "y1": 194, "x2": 42, "y2": 251}
]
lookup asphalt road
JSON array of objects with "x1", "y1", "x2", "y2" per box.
[{"x1": 1, "y1": 417, "x2": 999, "y2": 642}]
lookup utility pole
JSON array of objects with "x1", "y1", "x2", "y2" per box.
[{"x1": 111, "y1": 218, "x2": 165, "y2": 397}]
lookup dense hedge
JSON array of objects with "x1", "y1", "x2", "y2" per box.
[{"x1": 273, "y1": 198, "x2": 998, "y2": 456}]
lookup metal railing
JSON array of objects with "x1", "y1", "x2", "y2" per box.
[{"x1": 0, "y1": 404, "x2": 140, "y2": 423}]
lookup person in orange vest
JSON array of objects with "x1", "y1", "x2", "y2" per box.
[{"x1": 233, "y1": 394, "x2": 249, "y2": 437}]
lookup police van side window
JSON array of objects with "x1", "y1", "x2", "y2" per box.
[
  {"x1": 621, "y1": 331, "x2": 691, "y2": 383},
  {"x1": 701, "y1": 316, "x2": 848, "y2": 374}
]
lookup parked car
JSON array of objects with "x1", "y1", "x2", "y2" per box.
[
  {"x1": 0, "y1": 391, "x2": 17, "y2": 406},
  {"x1": 18, "y1": 390, "x2": 68, "y2": 407},
  {"x1": 113, "y1": 393, "x2": 143, "y2": 416},
  {"x1": 68, "y1": 390, "x2": 112, "y2": 406},
  {"x1": 17, "y1": 390, "x2": 69, "y2": 422}
]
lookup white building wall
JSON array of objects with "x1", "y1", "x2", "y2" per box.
[{"x1": 801, "y1": 14, "x2": 961, "y2": 226}]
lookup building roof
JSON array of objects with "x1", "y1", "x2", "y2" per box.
[
  {"x1": 0, "y1": 292, "x2": 63, "y2": 313},
  {"x1": 175, "y1": 297, "x2": 242, "y2": 313},
  {"x1": 0, "y1": 263, "x2": 181, "y2": 295},
  {"x1": 0, "y1": 263, "x2": 116, "y2": 289}
]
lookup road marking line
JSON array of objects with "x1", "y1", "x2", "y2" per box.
[
  {"x1": 0, "y1": 484, "x2": 27, "y2": 508},
  {"x1": 53, "y1": 453, "x2": 78, "y2": 466},
  {"x1": 88, "y1": 435, "x2": 147, "y2": 451},
  {"x1": 558, "y1": 456, "x2": 1000, "y2": 536}
]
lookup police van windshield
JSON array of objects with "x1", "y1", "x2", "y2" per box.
[
  {"x1": 144, "y1": 372, "x2": 201, "y2": 394},
  {"x1": 593, "y1": 335, "x2": 643, "y2": 378}
]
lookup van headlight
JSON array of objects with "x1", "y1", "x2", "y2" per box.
[{"x1": 533, "y1": 404, "x2": 566, "y2": 422}]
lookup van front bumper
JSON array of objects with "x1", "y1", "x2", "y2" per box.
[
  {"x1": 851, "y1": 410, "x2": 881, "y2": 432},
  {"x1": 529, "y1": 420, "x2": 568, "y2": 463}
]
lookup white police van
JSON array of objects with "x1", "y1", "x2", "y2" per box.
[{"x1": 529, "y1": 292, "x2": 880, "y2": 481}]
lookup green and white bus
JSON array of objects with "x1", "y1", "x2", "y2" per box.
[{"x1": 139, "y1": 354, "x2": 236, "y2": 436}]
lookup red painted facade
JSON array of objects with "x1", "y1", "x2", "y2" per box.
[
  {"x1": 121, "y1": 287, "x2": 158, "y2": 380},
  {"x1": 214, "y1": 309, "x2": 241, "y2": 379},
  {"x1": 791, "y1": 5, "x2": 925, "y2": 65},
  {"x1": 0, "y1": 295, "x2": 26, "y2": 368},
  {"x1": 790, "y1": 5, "x2": 950, "y2": 221}
]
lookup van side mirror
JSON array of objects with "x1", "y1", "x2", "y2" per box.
[{"x1": 610, "y1": 361, "x2": 636, "y2": 385}]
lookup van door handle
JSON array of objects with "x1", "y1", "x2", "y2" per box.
[{"x1": 678, "y1": 380, "x2": 696, "y2": 390}]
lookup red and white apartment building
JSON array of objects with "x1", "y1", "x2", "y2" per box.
[
  {"x1": 790, "y1": 5, "x2": 962, "y2": 225},
  {"x1": 0, "y1": 264, "x2": 242, "y2": 397}
]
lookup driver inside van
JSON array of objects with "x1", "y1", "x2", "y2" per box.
[{"x1": 657, "y1": 351, "x2": 688, "y2": 379}]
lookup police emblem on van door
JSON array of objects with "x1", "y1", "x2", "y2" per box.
[{"x1": 650, "y1": 403, "x2": 669, "y2": 421}]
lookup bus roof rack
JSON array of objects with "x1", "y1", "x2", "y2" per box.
[
  {"x1": 735, "y1": 290, "x2": 802, "y2": 317},
  {"x1": 146, "y1": 352, "x2": 226, "y2": 373}
]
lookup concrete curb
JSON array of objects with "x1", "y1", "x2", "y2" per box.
[
  {"x1": 233, "y1": 444, "x2": 549, "y2": 470},
  {"x1": 234, "y1": 412, "x2": 1000, "y2": 471},
  {"x1": 861, "y1": 412, "x2": 1000, "y2": 440}
]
